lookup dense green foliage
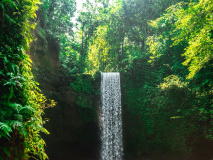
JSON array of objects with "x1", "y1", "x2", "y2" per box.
[
  {"x1": 148, "y1": 0, "x2": 213, "y2": 79},
  {"x1": 1, "y1": 0, "x2": 213, "y2": 159},
  {"x1": 0, "y1": 0, "x2": 55, "y2": 159},
  {"x1": 37, "y1": 0, "x2": 76, "y2": 38},
  {"x1": 59, "y1": 0, "x2": 213, "y2": 159},
  {"x1": 36, "y1": 0, "x2": 78, "y2": 74},
  {"x1": 70, "y1": 75, "x2": 99, "y2": 122}
]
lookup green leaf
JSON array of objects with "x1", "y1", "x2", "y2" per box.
[{"x1": 0, "y1": 122, "x2": 12, "y2": 137}]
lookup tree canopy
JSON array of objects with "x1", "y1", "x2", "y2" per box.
[{"x1": 1, "y1": 0, "x2": 213, "y2": 159}]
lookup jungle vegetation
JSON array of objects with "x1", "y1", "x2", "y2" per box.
[{"x1": 0, "y1": 0, "x2": 213, "y2": 159}]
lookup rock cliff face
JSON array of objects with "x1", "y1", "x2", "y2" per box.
[{"x1": 28, "y1": 27, "x2": 100, "y2": 160}]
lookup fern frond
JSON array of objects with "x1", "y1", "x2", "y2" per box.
[
  {"x1": 5, "y1": 14, "x2": 16, "y2": 24},
  {"x1": 14, "y1": 114, "x2": 23, "y2": 122},
  {"x1": 0, "y1": 122, "x2": 12, "y2": 138},
  {"x1": 9, "y1": 103, "x2": 22, "y2": 113},
  {"x1": 20, "y1": 105, "x2": 36, "y2": 114},
  {"x1": 10, "y1": 120, "x2": 23, "y2": 129}
]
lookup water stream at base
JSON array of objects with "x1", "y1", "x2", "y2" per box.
[{"x1": 100, "y1": 72, "x2": 123, "y2": 160}]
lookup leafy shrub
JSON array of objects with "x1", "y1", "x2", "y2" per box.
[{"x1": 0, "y1": 0, "x2": 55, "y2": 159}]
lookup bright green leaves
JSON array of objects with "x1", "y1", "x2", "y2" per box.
[
  {"x1": 59, "y1": 34, "x2": 81, "y2": 75},
  {"x1": 38, "y1": 0, "x2": 76, "y2": 38},
  {"x1": 0, "y1": 122, "x2": 12, "y2": 139},
  {"x1": 147, "y1": 35, "x2": 167, "y2": 63},
  {"x1": 171, "y1": 0, "x2": 213, "y2": 79},
  {"x1": 37, "y1": 0, "x2": 77, "y2": 75},
  {"x1": 145, "y1": 1, "x2": 213, "y2": 156},
  {"x1": 86, "y1": 25, "x2": 112, "y2": 74},
  {"x1": 0, "y1": 0, "x2": 53, "y2": 159},
  {"x1": 148, "y1": 0, "x2": 213, "y2": 79},
  {"x1": 0, "y1": 102, "x2": 36, "y2": 140},
  {"x1": 46, "y1": 0, "x2": 213, "y2": 158},
  {"x1": 159, "y1": 75, "x2": 188, "y2": 90}
]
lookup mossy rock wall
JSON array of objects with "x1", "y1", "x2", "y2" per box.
[{"x1": 28, "y1": 27, "x2": 100, "y2": 160}]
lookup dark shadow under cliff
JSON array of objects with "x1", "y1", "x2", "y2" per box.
[{"x1": 28, "y1": 27, "x2": 100, "y2": 160}]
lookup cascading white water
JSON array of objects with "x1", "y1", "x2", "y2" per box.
[{"x1": 100, "y1": 72, "x2": 123, "y2": 160}]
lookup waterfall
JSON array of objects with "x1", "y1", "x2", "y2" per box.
[{"x1": 100, "y1": 72, "x2": 123, "y2": 160}]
